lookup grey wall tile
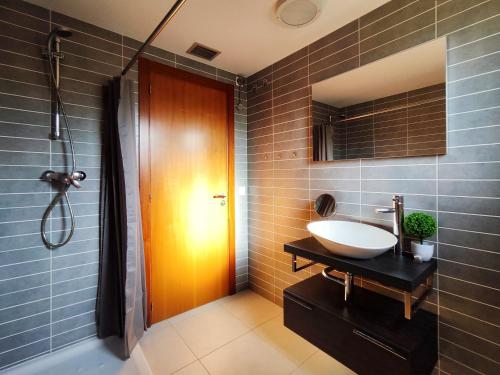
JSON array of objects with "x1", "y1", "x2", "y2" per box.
[
  {"x1": 51, "y1": 299, "x2": 95, "y2": 322},
  {"x1": 0, "y1": 339, "x2": 50, "y2": 370},
  {"x1": 437, "y1": 0, "x2": 500, "y2": 37},
  {"x1": 52, "y1": 274, "x2": 98, "y2": 298},
  {"x1": 439, "y1": 162, "x2": 500, "y2": 179},
  {"x1": 0, "y1": 21, "x2": 46, "y2": 46},
  {"x1": 447, "y1": 32, "x2": 500, "y2": 65},
  {"x1": 439, "y1": 323, "x2": 500, "y2": 361},
  {"x1": 445, "y1": 13, "x2": 500, "y2": 49},
  {"x1": 447, "y1": 89, "x2": 500, "y2": 114},
  {"x1": 360, "y1": 9, "x2": 435, "y2": 53},
  {"x1": 359, "y1": 0, "x2": 416, "y2": 28},
  {"x1": 51, "y1": 311, "x2": 94, "y2": 336},
  {"x1": 448, "y1": 51, "x2": 500, "y2": 81},
  {"x1": 0, "y1": 325, "x2": 50, "y2": 354},
  {"x1": 52, "y1": 324, "x2": 95, "y2": 351},
  {"x1": 440, "y1": 337, "x2": 500, "y2": 374},
  {"x1": 438, "y1": 195, "x2": 500, "y2": 216},
  {"x1": 52, "y1": 286, "x2": 97, "y2": 310},
  {"x1": 0, "y1": 259, "x2": 49, "y2": 281},
  {"x1": 438, "y1": 144, "x2": 500, "y2": 163},
  {"x1": 0, "y1": 298, "x2": 50, "y2": 325},
  {"x1": 0, "y1": 285, "x2": 49, "y2": 310},
  {"x1": 439, "y1": 260, "x2": 499, "y2": 291},
  {"x1": 0, "y1": 311, "x2": 50, "y2": 340},
  {"x1": 0, "y1": 246, "x2": 48, "y2": 265},
  {"x1": 440, "y1": 243, "x2": 499, "y2": 271},
  {"x1": 360, "y1": 25, "x2": 435, "y2": 65},
  {"x1": 439, "y1": 305, "x2": 499, "y2": 345},
  {"x1": 439, "y1": 227, "x2": 498, "y2": 253},
  {"x1": 439, "y1": 180, "x2": 500, "y2": 198},
  {"x1": 448, "y1": 125, "x2": 500, "y2": 147}
]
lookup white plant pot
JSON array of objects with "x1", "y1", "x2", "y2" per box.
[{"x1": 411, "y1": 241, "x2": 434, "y2": 262}]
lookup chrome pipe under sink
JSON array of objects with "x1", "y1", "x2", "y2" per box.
[{"x1": 322, "y1": 267, "x2": 353, "y2": 301}]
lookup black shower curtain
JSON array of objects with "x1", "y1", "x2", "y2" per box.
[
  {"x1": 313, "y1": 123, "x2": 334, "y2": 161},
  {"x1": 96, "y1": 76, "x2": 147, "y2": 359}
]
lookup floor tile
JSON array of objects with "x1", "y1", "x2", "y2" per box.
[
  {"x1": 173, "y1": 360, "x2": 209, "y2": 375},
  {"x1": 254, "y1": 316, "x2": 317, "y2": 366},
  {"x1": 170, "y1": 304, "x2": 250, "y2": 357},
  {"x1": 168, "y1": 299, "x2": 221, "y2": 325},
  {"x1": 219, "y1": 289, "x2": 281, "y2": 328},
  {"x1": 140, "y1": 321, "x2": 196, "y2": 374},
  {"x1": 201, "y1": 331, "x2": 297, "y2": 375},
  {"x1": 147, "y1": 316, "x2": 173, "y2": 335},
  {"x1": 292, "y1": 350, "x2": 355, "y2": 375}
]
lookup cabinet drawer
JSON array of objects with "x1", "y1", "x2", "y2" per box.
[{"x1": 284, "y1": 293, "x2": 411, "y2": 375}]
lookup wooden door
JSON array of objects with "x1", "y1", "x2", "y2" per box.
[{"x1": 139, "y1": 58, "x2": 235, "y2": 324}]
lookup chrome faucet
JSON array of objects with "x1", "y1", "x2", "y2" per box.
[{"x1": 375, "y1": 195, "x2": 404, "y2": 255}]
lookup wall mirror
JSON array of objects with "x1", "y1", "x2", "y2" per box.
[{"x1": 312, "y1": 38, "x2": 446, "y2": 161}]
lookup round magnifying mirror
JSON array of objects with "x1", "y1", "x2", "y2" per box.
[{"x1": 314, "y1": 194, "x2": 336, "y2": 217}]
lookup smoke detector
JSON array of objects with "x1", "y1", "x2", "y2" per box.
[{"x1": 276, "y1": 0, "x2": 322, "y2": 28}]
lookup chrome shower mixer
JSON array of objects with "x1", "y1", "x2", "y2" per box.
[{"x1": 42, "y1": 170, "x2": 87, "y2": 189}]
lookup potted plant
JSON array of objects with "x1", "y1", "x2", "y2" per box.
[{"x1": 403, "y1": 212, "x2": 437, "y2": 261}]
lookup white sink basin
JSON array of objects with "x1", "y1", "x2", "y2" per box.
[{"x1": 307, "y1": 220, "x2": 397, "y2": 259}]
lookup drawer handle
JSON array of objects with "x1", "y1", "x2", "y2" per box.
[
  {"x1": 286, "y1": 295, "x2": 313, "y2": 311},
  {"x1": 353, "y1": 329, "x2": 406, "y2": 360}
]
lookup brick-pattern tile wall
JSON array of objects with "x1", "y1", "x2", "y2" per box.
[
  {"x1": 0, "y1": 0, "x2": 247, "y2": 369},
  {"x1": 247, "y1": 1, "x2": 500, "y2": 373}
]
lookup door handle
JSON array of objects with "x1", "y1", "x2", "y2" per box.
[{"x1": 213, "y1": 193, "x2": 227, "y2": 206}]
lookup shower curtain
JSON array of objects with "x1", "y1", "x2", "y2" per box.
[
  {"x1": 96, "y1": 76, "x2": 147, "y2": 359},
  {"x1": 313, "y1": 123, "x2": 334, "y2": 161}
]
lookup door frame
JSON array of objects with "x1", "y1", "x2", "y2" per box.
[{"x1": 138, "y1": 57, "x2": 236, "y2": 326}]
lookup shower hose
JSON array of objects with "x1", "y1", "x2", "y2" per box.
[{"x1": 40, "y1": 43, "x2": 78, "y2": 249}]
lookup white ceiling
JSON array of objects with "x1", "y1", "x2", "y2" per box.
[
  {"x1": 312, "y1": 38, "x2": 447, "y2": 108},
  {"x1": 27, "y1": 0, "x2": 388, "y2": 76}
]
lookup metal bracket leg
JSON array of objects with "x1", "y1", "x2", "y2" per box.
[{"x1": 291, "y1": 254, "x2": 316, "y2": 272}]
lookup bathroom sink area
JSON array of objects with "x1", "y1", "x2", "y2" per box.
[{"x1": 307, "y1": 220, "x2": 397, "y2": 259}]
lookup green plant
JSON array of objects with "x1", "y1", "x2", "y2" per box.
[{"x1": 403, "y1": 212, "x2": 436, "y2": 244}]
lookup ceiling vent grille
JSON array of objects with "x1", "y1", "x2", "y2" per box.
[{"x1": 186, "y1": 43, "x2": 220, "y2": 61}]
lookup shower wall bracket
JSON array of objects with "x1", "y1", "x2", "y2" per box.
[{"x1": 42, "y1": 49, "x2": 65, "y2": 60}]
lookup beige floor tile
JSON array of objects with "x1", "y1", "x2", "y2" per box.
[
  {"x1": 148, "y1": 316, "x2": 173, "y2": 335},
  {"x1": 292, "y1": 350, "x2": 356, "y2": 375},
  {"x1": 173, "y1": 361, "x2": 209, "y2": 375},
  {"x1": 201, "y1": 331, "x2": 297, "y2": 375},
  {"x1": 254, "y1": 316, "x2": 318, "y2": 366},
  {"x1": 171, "y1": 304, "x2": 250, "y2": 357},
  {"x1": 168, "y1": 299, "x2": 221, "y2": 325},
  {"x1": 219, "y1": 289, "x2": 281, "y2": 328},
  {"x1": 140, "y1": 321, "x2": 197, "y2": 374}
]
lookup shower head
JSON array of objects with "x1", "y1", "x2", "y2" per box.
[{"x1": 47, "y1": 27, "x2": 72, "y2": 52}]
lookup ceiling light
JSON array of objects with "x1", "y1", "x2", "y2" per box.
[{"x1": 276, "y1": 0, "x2": 322, "y2": 28}]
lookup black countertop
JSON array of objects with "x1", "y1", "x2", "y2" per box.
[{"x1": 284, "y1": 237, "x2": 437, "y2": 292}]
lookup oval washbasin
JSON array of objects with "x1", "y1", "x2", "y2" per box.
[{"x1": 307, "y1": 220, "x2": 397, "y2": 259}]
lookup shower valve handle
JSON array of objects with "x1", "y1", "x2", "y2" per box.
[
  {"x1": 42, "y1": 170, "x2": 86, "y2": 188},
  {"x1": 69, "y1": 171, "x2": 86, "y2": 189},
  {"x1": 69, "y1": 178, "x2": 81, "y2": 189}
]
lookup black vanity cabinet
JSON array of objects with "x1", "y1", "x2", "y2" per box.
[{"x1": 284, "y1": 275, "x2": 437, "y2": 375}]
